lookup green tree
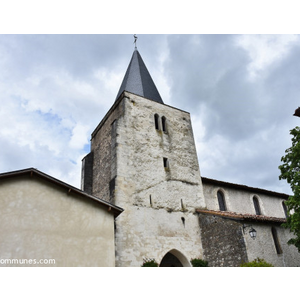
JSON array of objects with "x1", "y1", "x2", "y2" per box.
[{"x1": 279, "y1": 126, "x2": 300, "y2": 251}]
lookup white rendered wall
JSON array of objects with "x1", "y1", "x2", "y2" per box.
[
  {"x1": 203, "y1": 182, "x2": 287, "y2": 218},
  {"x1": 0, "y1": 177, "x2": 116, "y2": 267}
]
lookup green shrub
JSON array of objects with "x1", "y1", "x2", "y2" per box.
[
  {"x1": 191, "y1": 258, "x2": 209, "y2": 267},
  {"x1": 240, "y1": 258, "x2": 273, "y2": 267},
  {"x1": 141, "y1": 258, "x2": 158, "y2": 267}
]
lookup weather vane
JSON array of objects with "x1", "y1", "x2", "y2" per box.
[{"x1": 133, "y1": 34, "x2": 138, "y2": 49}]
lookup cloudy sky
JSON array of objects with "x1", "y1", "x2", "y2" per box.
[{"x1": 0, "y1": 34, "x2": 299, "y2": 195}]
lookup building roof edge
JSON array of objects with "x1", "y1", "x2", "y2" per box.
[
  {"x1": 196, "y1": 209, "x2": 286, "y2": 223},
  {"x1": 0, "y1": 168, "x2": 124, "y2": 218},
  {"x1": 201, "y1": 176, "x2": 290, "y2": 199}
]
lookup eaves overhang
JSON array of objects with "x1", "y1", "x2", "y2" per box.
[
  {"x1": 0, "y1": 168, "x2": 124, "y2": 218},
  {"x1": 201, "y1": 177, "x2": 290, "y2": 199},
  {"x1": 196, "y1": 209, "x2": 286, "y2": 224}
]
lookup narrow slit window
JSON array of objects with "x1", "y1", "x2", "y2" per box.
[
  {"x1": 181, "y1": 217, "x2": 185, "y2": 227},
  {"x1": 163, "y1": 157, "x2": 169, "y2": 168},
  {"x1": 282, "y1": 201, "x2": 288, "y2": 218},
  {"x1": 271, "y1": 227, "x2": 283, "y2": 254},
  {"x1": 154, "y1": 114, "x2": 160, "y2": 130},
  {"x1": 109, "y1": 177, "x2": 116, "y2": 197},
  {"x1": 162, "y1": 116, "x2": 167, "y2": 133},
  {"x1": 253, "y1": 196, "x2": 261, "y2": 215},
  {"x1": 217, "y1": 191, "x2": 226, "y2": 211}
]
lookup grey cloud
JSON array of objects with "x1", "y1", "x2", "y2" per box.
[
  {"x1": 0, "y1": 34, "x2": 299, "y2": 194},
  {"x1": 164, "y1": 35, "x2": 260, "y2": 141},
  {"x1": 159, "y1": 35, "x2": 300, "y2": 193},
  {"x1": 0, "y1": 35, "x2": 133, "y2": 81}
]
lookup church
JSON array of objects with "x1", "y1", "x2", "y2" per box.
[
  {"x1": 81, "y1": 45, "x2": 300, "y2": 267},
  {"x1": 1, "y1": 43, "x2": 300, "y2": 267}
]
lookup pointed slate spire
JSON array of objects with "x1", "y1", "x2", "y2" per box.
[{"x1": 115, "y1": 50, "x2": 164, "y2": 104}]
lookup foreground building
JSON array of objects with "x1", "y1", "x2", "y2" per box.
[
  {"x1": 0, "y1": 168, "x2": 123, "y2": 267},
  {"x1": 81, "y1": 47, "x2": 300, "y2": 267}
]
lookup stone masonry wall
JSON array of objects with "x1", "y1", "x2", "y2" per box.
[
  {"x1": 113, "y1": 92, "x2": 206, "y2": 266},
  {"x1": 87, "y1": 91, "x2": 206, "y2": 266},
  {"x1": 244, "y1": 223, "x2": 300, "y2": 267},
  {"x1": 114, "y1": 92, "x2": 206, "y2": 212},
  {"x1": 81, "y1": 152, "x2": 93, "y2": 194},
  {"x1": 198, "y1": 213, "x2": 248, "y2": 267},
  {"x1": 90, "y1": 98, "x2": 125, "y2": 203},
  {"x1": 202, "y1": 182, "x2": 300, "y2": 267}
]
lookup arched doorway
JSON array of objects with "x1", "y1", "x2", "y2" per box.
[{"x1": 159, "y1": 249, "x2": 191, "y2": 267}]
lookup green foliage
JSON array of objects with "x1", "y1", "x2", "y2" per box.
[
  {"x1": 141, "y1": 258, "x2": 158, "y2": 267},
  {"x1": 190, "y1": 258, "x2": 209, "y2": 267},
  {"x1": 240, "y1": 258, "x2": 273, "y2": 267},
  {"x1": 279, "y1": 126, "x2": 300, "y2": 252}
]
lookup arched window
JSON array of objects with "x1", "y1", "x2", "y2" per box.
[
  {"x1": 154, "y1": 114, "x2": 160, "y2": 130},
  {"x1": 253, "y1": 196, "x2": 261, "y2": 215},
  {"x1": 282, "y1": 201, "x2": 288, "y2": 218},
  {"x1": 217, "y1": 190, "x2": 226, "y2": 211},
  {"x1": 161, "y1": 116, "x2": 167, "y2": 133},
  {"x1": 271, "y1": 227, "x2": 283, "y2": 254}
]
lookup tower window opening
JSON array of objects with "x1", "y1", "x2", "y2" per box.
[
  {"x1": 150, "y1": 195, "x2": 153, "y2": 207},
  {"x1": 282, "y1": 201, "x2": 288, "y2": 218},
  {"x1": 154, "y1": 114, "x2": 160, "y2": 130},
  {"x1": 163, "y1": 157, "x2": 169, "y2": 169},
  {"x1": 181, "y1": 217, "x2": 185, "y2": 227},
  {"x1": 109, "y1": 177, "x2": 116, "y2": 197},
  {"x1": 162, "y1": 116, "x2": 167, "y2": 133},
  {"x1": 253, "y1": 196, "x2": 261, "y2": 215},
  {"x1": 217, "y1": 190, "x2": 226, "y2": 211},
  {"x1": 271, "y1": 227, "x2": 283, "y2": 254}
]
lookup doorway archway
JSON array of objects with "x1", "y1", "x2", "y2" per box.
[{"x1": 159, "y1": 249, "x2": 191, "y2": 267}]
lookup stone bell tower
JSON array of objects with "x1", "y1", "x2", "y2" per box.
[{"x1": 82, "y1": 46, "x2": 206, "y2": 267}]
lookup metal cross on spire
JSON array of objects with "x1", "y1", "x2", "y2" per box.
[{"x1": 133, "y1": 34, "x2": 138, "y2": 49}]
